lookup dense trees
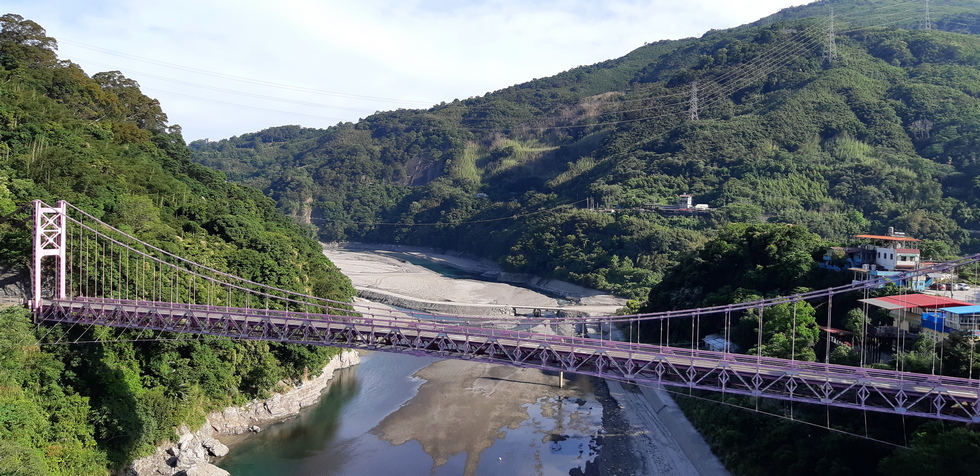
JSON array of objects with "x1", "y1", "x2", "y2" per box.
[
  {"x1": 878, "y1": 425, "x2": 980, "y2": 475},
  {"x1": 192, "y1": 6, "x2": 980, "y2": 303},
  {"x1": 0, "y1": 13, "x2": 57, "y2": 68},
  {"x1": 747, "y1": 301, "x2": 820, "y2": 361},
  {"x1": 0, "y1": 15, "x2": 355, "y2": 472},
  {"x1": 0, "y1": 307, "x2": 107, "y2": 474},
  {"x1": 642, "y1": 222, "x2": 828, "y2": 312},
  {"x1": 4, "y1": 0, "x2": 977, "y2": 472}
]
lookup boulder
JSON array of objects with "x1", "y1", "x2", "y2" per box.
[
  {"x1": 201, "y1": 438, "x2": 229, "y2": 458},
  {"x1": 180, "y1": 463, "x2": 230, "y2": 476}
]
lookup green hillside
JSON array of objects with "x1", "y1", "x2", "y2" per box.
[
  {"x1": 188, "y1": 3, "x2": 980, "y2": 471},
  {"x1": 0, "y1": 13, "x2": 355, "y2": 472},
  {"x1": 192, "y1": 0, "x2": 980, "y2": 301},
  {"x1": 0, "y1": 0, "x2": 975, "y2": 472}
]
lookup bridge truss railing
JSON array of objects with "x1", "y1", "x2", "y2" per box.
[
  {"x1": 37, "y1": 296, "x2": 980, "y2": 423},
  {"x1": 29, "y1": 200, "x2": 980, "y2": 423}
]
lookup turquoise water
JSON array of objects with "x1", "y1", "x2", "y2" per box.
[{"x1": 217, "y1": 352, "x2": 434, "y2": 475}]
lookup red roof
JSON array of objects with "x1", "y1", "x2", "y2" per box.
[
  {"x1": 855, "y1": 234, "x2": 921, "y2": 242},
  {"x1": 877, "y1": 294, "x2": 972, "y2": 310},
  {"x1": 896, "y1": 248, "x2": 919, "y2": 254}
]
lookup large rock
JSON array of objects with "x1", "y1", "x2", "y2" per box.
[
  {"x1": 201, "y1": 438, "x2": 229, "y2": 458},
  {"x1": 0, "y1": 267, "x2": 27, "y2": 308},
  {"x1": 181, "y1": 463, "x2": 230, "y2": 476}
]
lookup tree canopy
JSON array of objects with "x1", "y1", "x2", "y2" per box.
[
  {"x1": 0, "y1": 13, "x2": 356, "y2": 472},
  {"x1": 192, "y1": 1, "x2": 980, "y2": 301}
]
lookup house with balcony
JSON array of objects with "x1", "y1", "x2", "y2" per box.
[{"x1": 822, "y1": 229, "x2": 928, "y2": 290}]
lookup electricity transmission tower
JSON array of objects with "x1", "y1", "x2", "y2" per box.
[
  {"x1": 923, "y1": 0, "x2": 932, "y2": 29},
  {"x1": 825, "y1": 5, "x2": 838, "y2": 63}
]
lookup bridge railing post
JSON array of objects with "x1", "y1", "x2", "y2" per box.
[{"x1": 32, "y1": 200, "x2": 67, "y2": 309}]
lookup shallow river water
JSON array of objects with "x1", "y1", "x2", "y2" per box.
[
  {"x1": 215, "y1": 246, "x2": 725, "y2": 476},
  {"x1": 217, "y1": 351, "x2": 604, "y2": 476}
]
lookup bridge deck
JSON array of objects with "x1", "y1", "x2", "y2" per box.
[{"x1": 38, "y1": 297, "x2": 980, "y2": 423}]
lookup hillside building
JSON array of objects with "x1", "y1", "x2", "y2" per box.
[
  {"x1": 679, "y1": 194, "x2": 692, "y2": 209},
  {"x1": 860, "y1": 293, "x2": 972, "y2": 334},
  {"x1": 823, "y1": 229, "x2": 928, "y2": 290},
  {"x1": 928, "y1": 305, "x2": 980, "y2": 338},
  {"x1": 655, "y1": 194, "x2": 711, "y2": 215}
]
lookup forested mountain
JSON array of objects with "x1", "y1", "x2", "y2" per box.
[
  {"x1": 2, "y1": 0, "x2": 978, "y2": 472},
  {"x1": 192, "y1": 0, "x2": 980, "y2": 301},
  {"x1": 0, "y1": 14, "x2": 355, "y2": 473},
  {"x1": 188, "y1": 4, "x2": 980, "y2": 471}
]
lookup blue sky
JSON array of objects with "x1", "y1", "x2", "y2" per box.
[{"x1": 8, "y1": 0, "x2": 816, "y2": 141}]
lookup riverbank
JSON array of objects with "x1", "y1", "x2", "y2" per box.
[
  {"x1": 322, "y1": 242, "x2": 626, "y2": 317},
  {"x1": 125, "y1": 350, "x2": 360, "y2": 476},
  {"x1": 322, "y1": 243, "x2": 729, "y2": 475}
]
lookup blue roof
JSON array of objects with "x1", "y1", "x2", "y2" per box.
[{"x1": 941, "y1": 305, "x2": 980, "y2": 314}]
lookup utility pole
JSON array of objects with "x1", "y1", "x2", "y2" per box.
[
  {"x1": 825, "y1": 5, "x2": 838, "y2": 63},
  {"x1": 688, "y1": 80, "x2": 699, "y2": 122}
]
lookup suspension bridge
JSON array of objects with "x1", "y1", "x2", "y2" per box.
[{"x1": 28, "y1": 200, "x2": 980, "y2": 423}]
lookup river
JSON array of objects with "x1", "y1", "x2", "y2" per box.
[
  {"x1": 216, "y1": 245, "x2": 727, "y2": 476},
  {"x1": 218, "y1": 351, "x2": 609, "y2": 475}
]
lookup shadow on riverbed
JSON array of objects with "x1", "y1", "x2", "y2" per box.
[
  {"x1": 476, "y1": 369, "x2": 571, "y2": 388},
  {"x1": 475, "y1": 376, "x2": 557, "y2": 388}
]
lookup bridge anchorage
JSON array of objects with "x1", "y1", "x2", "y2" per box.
[{"x1": 29, "y1": 199, "x2": 980, "y2": 423}]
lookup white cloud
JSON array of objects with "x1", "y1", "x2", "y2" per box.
[{"x1": 6, "y1": 0, "x2": 816, "y2": 141}]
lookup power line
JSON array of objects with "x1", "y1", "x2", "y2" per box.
[
  {"x1": 69, "y1": 57, "x2": 380, "y2": 114},
  {"x1": 305, "y1": 198, "x2": 590, "y2": 227},
  {"x1": 59, "y1": 19, "x2": 825, "y2": 135},
  {"x1": 519, "y1": 2, "x2": 931, "y2": 132},
  {"x1": 59, "y1": 38, "x2": 437, "y2": 106},
  {"x1": 688, "y1": 80, "x2": 699, "y2": 122},
  {"x1": 61, "y1": 4, "x2": 949, "y2": 138},
  {"x1": 143, "y1": 87, "x2": 351, "y2": 122}
]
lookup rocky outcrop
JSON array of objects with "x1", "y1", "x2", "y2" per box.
[
  {"x1": 125, "y1": 427, "x2": 232, "y2": 476},
  {"x1": 0, "y1": 266, "x2": 27, "y2": 307},
  {"x1": 125, "y1": 350, "x2": 360, "y2": 476},
  {"x1": 208, "y1": 349, "x2": 361, "y2": 435}
]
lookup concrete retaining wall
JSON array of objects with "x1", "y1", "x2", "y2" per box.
[{"x1": 357, "y1": 288, "x2": 513, "y2": 316}]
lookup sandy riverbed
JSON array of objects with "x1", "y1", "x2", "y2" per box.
[{"x1": 322, "y1": 243, "x2": 729, "y2": 476}]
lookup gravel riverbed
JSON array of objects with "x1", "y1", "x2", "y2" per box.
[{"x1": 323, "y1": 244, "x2": 729, "y2": 476}]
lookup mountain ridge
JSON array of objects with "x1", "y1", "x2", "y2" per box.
[{"x1": 190, "y1": 0, "x2": 980, "y2": 300}]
